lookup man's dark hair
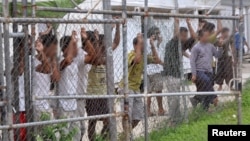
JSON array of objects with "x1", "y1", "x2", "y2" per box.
[
  {"x1": 99, "y1": 34, "x2": 105, "y2": 43},
  {"x1": 197, "y1": 29, "x2": 207, "y2": 38},
  {"x1": 16, "y1": 37, "x2": 25, "y2": 49},
  {"x1": 16, "y1": 34, "x2": 32, "y2": 48},
  {"x1": 147, "y1": 26, "x2": 160, "y2": 38},
  {"x1": 179, "y1": 27, "x2": 188, "y2": 33},
  {"x1": 199, "y1": 19, "x2": 207, "y2": 24},
  {"x1": 98, "y1": 34, "x2": 106, "y2": 50},
  {"x1": 60, "y1": 36, "x2": 71, "y2": 52},
  {"x1": 87, "y1": 31, "x2": 96, "y2": 43},
  {"x1": 221, "y1": 27, "x2": 230, "y2": 33},
  {"x1": 40, "y1": 34, "x2": 58, "y2": 48},
  {"x1": 133, "y1": 37, "x2": 139, "y2": 46},
  {"x1": 82, "y1": 31, "x2": 96, "y2": 48},
  {"x1": 202, "y1": 22, "x2": 215, "y2": 32},
  {"x1": 183, "y1": 38, "x2": 196, "y2": 51}
]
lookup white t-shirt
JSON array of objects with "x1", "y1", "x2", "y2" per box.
[
  {"x1": 76, "y1": 49, "x2": 91, "y2": 95},
  {"x1": 146, "y1": 39, "x2": 163, "y2": 75},
  {"x1": 33, "y1": 57, "x2": 51, "y2": 111},
  {"x1": 18, "y1": 74, "x2": 25, "y2": 112},
  {"x1": 58, "y1": 49, "x2": 88, "y2": 111}
]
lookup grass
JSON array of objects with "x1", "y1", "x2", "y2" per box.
[{"x1": 136, "y1": 80, "x2": 250, "y2": 141}]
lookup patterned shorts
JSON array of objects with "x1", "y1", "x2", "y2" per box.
[{"x1": 147, "y1": 73, "x2": 164, "y2": 92}]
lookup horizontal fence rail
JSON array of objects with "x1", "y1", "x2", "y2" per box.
[
  {"x1": 37, "y1": 6, "x2": 241, "y2": 20},
  {"x1": 35, "y1": 91, "x2": 240, "y2": 100},
  {"x1": 0, "y1": 17, "x2": 124, "y2": 24},
  {"x1": 0, "y1": 113, "x2": 123, "y2": 130}
]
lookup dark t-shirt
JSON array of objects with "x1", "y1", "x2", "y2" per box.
[
  {"x1": 163, "y1": 37, "x2": 195, "y2": 78},
  {"x1": 164, "y1": 37, "x2": 180, "y2": 78}
]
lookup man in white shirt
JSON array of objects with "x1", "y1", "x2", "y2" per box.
[
  {"x1": 58, "y1": 29, "x2": 95, "y2": 140},
  {"x1": 146, "y1": 26, "x2": 165, "y2": 116}
]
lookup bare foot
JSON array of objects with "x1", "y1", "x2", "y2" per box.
[
  {"x1": 218, "y1": 86, "x2": 223, "y2": 91},
  {"x1": 158, "y1": 109, "x2": 165, "y2": 116},
  {"x1": 208, "y1": 108, "x2": 215, "y2": 113},
  {"x1": 147, "y1": 111, "x2": 154, "y2": 117},
  {"x1": 213, "y1": 97, "x2": 219, "y2": 107}
]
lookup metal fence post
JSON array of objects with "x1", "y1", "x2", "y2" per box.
[
  {"x1": 22, "y1": 0, "x2": 34, "y2": 140},
  {"x1": 11, "y1": 0, "x2": 21, "y2": 139},
  {"x1": 231, "y1": 0, "x2": 240, "y2": 125},
  {"x1": 175, "y1": 0, "x2": 188, "y2": 122},
  {"x1": 103, "y1": 0, "x2": 117, "y2": 140},
  {"x1": 143, "y1": 0, "x2": 149, "y2": 141},
  {"x1": 30, "y1": 0, "x2": 37, "y2": 137},
  {"x1": 237, "y1": 0, "x2": 243, "y2": 125},
  {"x1": 0, "y1": 22, "x2": 9, "y2": 141},
  {"x1": 122, "y1": 0, "x2": 130, "y2": 141},
  {"x1": 246, "y1": 7, "x2": 250, "y2": 45},
  {"x1": 232, "y1": 0, "x2": 236, "y2": 33},
  {"x1": 0, "y1": 24, "x2": 4, "y2": 107},
  {"x1": 2, "y1": 0, "x2": 14, "y2": 140}
]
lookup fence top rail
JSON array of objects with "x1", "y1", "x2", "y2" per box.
[
  {"x1": 35, "y1": 91, "x2": 239, "y2": 100},
  {"x1": 37, "y1": 6, "x2": 240, "y2": 20},
  {"x1": 0, "y1": 17, "x2": 123, "y2": 24}
]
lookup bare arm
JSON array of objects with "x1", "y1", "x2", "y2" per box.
[
  {"x1": 133, "y1": 45, "x2": 143, "y2": 64},
  {"x1": 84, "y1": 40, "x2": 96, "y2": 64},
  {"x1": 112, "y1": 23, "x2": 121, "y2": 50},
  {"x1": 51, "y1": 60, "x2": 61, "y2": 82},
  {"x1": 149, "y1": 36, "x2": 163, "y2": 64},
  {"x1": 60, "y1": 31, "x2": 77, "y2": 70},
  {"x1": 69, "y1": 31, "x2": 78, "y2": 49},
  {"x1": 80, "y1": 28, "x2": 96, "y2": 64},
  {"x1": 39, "y1": 24, "x2": 53, "y2": 36},
  {"x1": 183, "y1": 51, "x2": 190, "y2": 58},
  {"x1": 35, "y1": 41, "x2": 51, "y2": 73},
  {"x1": 174, "y1": 18, "x2": 180, "y2": 37},
  {"x1": 215, "y1": 20, "x2": 222, "y2": 36},
  {"x1": 244, "y1": 40, "x2": 249, "y2": 50},
  {"x1": 230, "y1": 39, "x2": 237, "y2": 64},
  {"x1": 186, "y1": 18, "x2": 196, "y2": 39},
  {"x1": 190, "y1": 47, "x2": 198, "y2": 76}
]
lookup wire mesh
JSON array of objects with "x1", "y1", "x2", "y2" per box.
[
  {"x1": 138, "y1": 16, "x2": 241, "y2": 140},
  {"x1": 0, "y1": 1, "x2": 247, "y2": 141}
]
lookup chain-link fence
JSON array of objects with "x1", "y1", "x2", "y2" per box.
[{"x1": 0, "y1": 0, "x2": 247, "y2": 141}]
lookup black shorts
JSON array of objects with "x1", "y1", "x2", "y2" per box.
[
  {"x1": 215, "y1": 57, "x2": 233, "y2": 85},
  {"x1": 86, "y1": 99, "x2": 109, "y2": 116}
]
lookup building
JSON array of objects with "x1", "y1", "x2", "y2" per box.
[{"x1": 57, "y1": 0, "x2": 250, "y2": 83}]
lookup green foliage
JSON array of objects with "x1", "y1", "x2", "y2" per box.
[
  {"x1": 35, "y1": 113, "x2": 78, "y2": 141},
  {"x1": 95, "y1": 134, "x2": 107, "y2": 141},
  {"x1": 1, "y1": 0, "x2": 84, "y2": 18},
  {"x1": 136, "y1": 80, "x2": 250, "y2": 141},
  {"x1": 242, "y1": 79, "x2": 250, "y2": 107}
]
